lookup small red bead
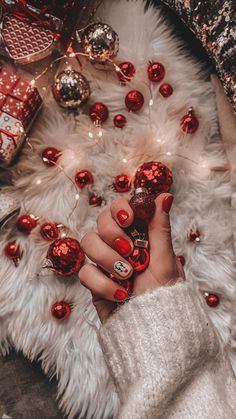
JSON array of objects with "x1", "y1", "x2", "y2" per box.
[
  {"x1": 42, "y1": 147, "x2": 61, "y2": 166},
  {"x1": 114, "y1": 174, "x2": 131, "y2": 193},
  {"x1": 114, "y1": 114, "x2": 127, "y2": 128},
  {"x1": 117, "y1": 62, "x2": 136, "y2": 82},
  {"x1": 16, "y1": 214, "x2": 38, "y2": 234},
  {"x1": 181, "y1": 111, "x2": 199, "y2": 134},
  {"x1": 159, "y1": 83, "x2": 173, "y2": 97},
  {"x1": 4, "y1": 241, "x2": 22, "y2": 260},
  {"x1": 177, "y1": 255, "x2": 186, "y2": 266},
  {"x1": 89, "y1": 194, "x2": 103, "y2": 206},
  {"x1": 205, "y1": 293, "x2": 220, "y2": 308},
  {"x1": 188, "y1": 229, "x2": 201, "y2": 243},
  {"x1": 89, "y1": 102, "x2": 109, "y2": 124},
  {"x1": 147, "y1": 62, "x2": 165, "y2": 82},
  {"x1": 51, "y1": 301, "x2": 71, "y2": 320},
  {"x1": 127, "y1": 248, "x2": 150, "y2": 272},
  {"x1": 75, "y1": 170, "x2": 94, "y2": 189},
  {"x1": 125, "y1": 90, "x2": 144, "y2": 112},
  {"x1": 40, "y1": 223, "x2": 59, "y2": 241}
]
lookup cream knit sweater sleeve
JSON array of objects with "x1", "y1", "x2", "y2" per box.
[{"x1": 99, "y1": 282, "x2": 236, "y2": 418}]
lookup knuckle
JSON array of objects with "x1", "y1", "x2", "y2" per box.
[
  {"x1": 80, "y1": 231, "x2": 96, "y2": 251},
  {"x1": 79, "y1": 264, "x2": 92, "y2": 285}
]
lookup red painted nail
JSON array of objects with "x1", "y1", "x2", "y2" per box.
[
  {"x1": 177, "y1": 255, "x2": 185, "y2": 266},
  {"x1": 113, "y1": 238, "x2": 132, "y2": 257},
  {"x1": 162, "y1": 195, "x2": 174, "y2": 214},
  {"x1": 117, "y1": 209, "x2": 129, "y2": 224},
  {"x1": 114, "y1": 289, "x2": 128, "y2": 301}
]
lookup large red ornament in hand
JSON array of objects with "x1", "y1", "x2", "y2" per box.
[
  {"x1": 129, "y1": 188, "x2": 155, "y2": 226},
  {"x1": 47, "y1": 237, "x2": 85, "y2": 276},
  {"x1": 125, "y1": 90, "x2": 144, "y2": 112},
  {"x1": 147, "y1": 62, "x2": 165, "y2": 82},
  {"x1": 114, "y1": 174, "x2": 131, "y2": 192},
  {"x1": 134, "y1": 161, "x2": 173, "y2": 197},
  {"x1": 51, "y1": 301, "x2": 71, "y2": 320},
  {"x1": 16, "y1": 214, "x2": 38, "y2": 234},
  {"x1": 75, "y1": 170, "x2": 94, "y2": 189}
]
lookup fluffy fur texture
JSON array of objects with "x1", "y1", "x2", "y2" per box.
[{"x1": 0, "y1": 1, "x2": 236, "y2": 418}]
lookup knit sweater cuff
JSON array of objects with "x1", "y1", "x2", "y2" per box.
[{"x1": 99, "y1": 281, "x2": 220, "y2": 399}]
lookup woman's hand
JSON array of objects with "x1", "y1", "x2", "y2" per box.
[{"x1": 79, "y1": 193, "x2": 185, "y2": 322}]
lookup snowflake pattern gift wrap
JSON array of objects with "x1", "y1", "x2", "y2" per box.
[{"x1": 0, "y1": 66, "x2": 42, "y2": 164}]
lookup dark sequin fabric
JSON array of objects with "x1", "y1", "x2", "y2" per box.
[{"x1": 161, "y1": 0, "x2": 236, "y2": 112}]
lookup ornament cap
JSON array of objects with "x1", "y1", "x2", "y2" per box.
[{"x1": 134, "y1": 187, "x2": 148, "y2": 195}]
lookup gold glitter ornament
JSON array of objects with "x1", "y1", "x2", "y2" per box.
[
  {"x1": 77, "y1": 22, "x2": 119, "y2": 63},
  {"x1": 52, "y1": 68, "x2": 90, "y2": 110}
]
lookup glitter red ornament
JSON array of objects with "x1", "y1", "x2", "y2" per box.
[
  {"x1": 75, "y1": 170, "x2": 94, "y2": 189},
  {"x1": 113, "y1": 174, "x2": 131, "y2": 193},
  {"x1": 117, "y1": 62, "x2": 136, "y2": 83},
  {"x1": 181, "y1": 108, "x2": 199, "y2": 134},
  {"x1": 47, "y1": 237, "x2": 85, "y2": 276},
  {"x1": 188, "y1": 229, "x2": 201, "y2": 243},
  {"x1": 16, "y1": 214, "x2": 38, "y2": 234},
  {"x1": 159, "y1": 83, "x2": 173, "y2": 97},
  {"x1": 89, "y1": 194, "x2": 103, "y2": 206},
  {"x1": 125, "y1": 90, "x2": 144, "y2": 112},
  {"x1": 42, "y1": 147, "x2": 61, "y2": 166},
  {"x1": 205, "y1": 292, "x2": 220, "y2": 308},
  {"x1": 127, "y1": 247, "x2": 150, "y2": 272},
  {"x1": 89, "y1": 102, "x2": 109, "y2": 125},
  {"x1": 114, "y1": 114, "x2": 127, "y2": 128},
  {"x1": 147, "y1": 62, "x2": 165, "y2": 82},
  {"x1": 4, "y1": 241, "x2": 22, "y2": 266},
  {"x1": 40, "y1": 222, "x2": 59, "y2": 241},
  {"x1": 51, "y1": 301, "x2": 71, "y2": 320},
  {"x1": 134, "y1": 161, "x2": 173, "y2": 197},
  {"x1": 129, "y1": 188, "x2": 156, "y2": 226}
]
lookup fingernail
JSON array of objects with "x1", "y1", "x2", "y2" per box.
[
  {"x1": 117, "y1": 209, "x2": 129, "y2": 225},
  {"x1": 162, "y1": 195, "x2": 174, "y2": 214},
  {"x1": 114, "y1": 260, "x2": 132, "y2": 278},
  {"x1": 177, "y1": 255, "x2": 185, "y2": 266},
  {"x1": 114, "y1": 289, "x2": 128, "y2": 301},
  {"x1": 113, "y1": 238, "x2": 132, "y2": 257}
]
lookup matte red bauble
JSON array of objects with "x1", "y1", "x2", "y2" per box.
[
  {"x1": 16, "y1": 214, "x2": 38, "y2": 234},
  {"x1": 114, "y1": 114, "x2": 127, "y2": 128},
  {"x1": 117, "y1": 62, "x2": 136, "y2": 82},
  {"x1": 188, "y1": 229, "x2": 201, "y2": 243},
  {"x1": 205, "y1": 293, "x2": 220, "y2": 308},
  {"x1": 89, "y1": 102, "x2": 109, "y2": 124},
  {"x1": 40, "y1": 222, "x2": 59, "y2": 241},
  {"x1": 114, "y1": 174, "x2": 131, "y2": 192},
  {"x1": 159, "y1": 83, "x2": 173, "y2": 97},
  {"x1": 125, "y1": 90, "x2": 144, "y2": 112},
  {"x1": 51, "y1": 301, "x2": 71, "y2": 320},
  {"x1": 147, "y1": 62, "x2": 165, "y2": 82},
  {"x1": 47, "y1": 237, "x2": 85, "y2": 276},
  {"x1": 42, "y1": 147, "x2": 61, "y2": 166},
  {"x1": 127, "y1": 247, "x2": 150, "y2": 272},
  {"x1": 129, "y1": 188, "x2": 156, "y2": 225},
  {"x1": 134, "y1": 162, "x2": 173, "y2": 197},
  {"x1": 181, "y1": 108, "x2": 199, "y2": 134},
  {"x1": 4, "y1": 241, "x2": 22, "y2": 265},
  {"x1": 89, "y1": 194, "x2": 103, "y2": 206},
  {"x1": 75, "y1": 170, "x2": 94, "y2": 189}
]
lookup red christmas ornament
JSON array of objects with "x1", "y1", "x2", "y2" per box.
[
  {"x1": 177, "y1": 255, "x2": 186, "y2": 266},
  {"x1": 75, "y1": 170, "x2": 94, "y2": 189},
  {"x1": 159, "y1": 83, "x2": 173, "y2": 97},
  {"x1": 89, "y1": 194, "x2": 103, "y2": 206},
  {"x1": 51, "y1": 301, "x2": 71, "y2": 320},
  {"x1": 205, "y1": 293, "x2": 220, "y2": 308},
  {"x1": 127, "y1": 247, "x2": 150, "y2": 272},
  {"x1": 147, "y1": 62, "x2": 165, "y2": 82},
  {"x1": 188, "y1": 229, "x2": 201, "y2": 243},
  {"x1": 89, "y1": 102, "x2": 109, "y2": 124},
  {"x1": 129, "y1": 188, "x2": 156, "y2": 226},
  {"x1": 42, "y1": 147, "x2": 61, "y2": 166},
  {"x1": 114, "y1": 114, "x2": 127, "y2": 128},
  {"x1": 47, "y1": 237, "x2": 85, "y2": 276},
  {"x1": 125, "y1": 90, "x2": 144, "y2": 112},
  {"x1": 181, "y1": 108, "x2": 199, "y2": 134},
  {"x1": 114, "y1": 174, "x2": 131, "y2": 193},
  {"x1": 40, "y1": 222, "x2": 59, "y2": 241},
  {"x1": 134, "y1": 161, "x2": 173, "y2": 197},
  {"x1": 4, "y1": 241, "x2": 22, "y2": 266},
  {"x1": 117, "y1": 62, "x2": 136, "y2": 82},
  {"x1": 16, "y1": 214, "x2": 38, "y2": 234}
]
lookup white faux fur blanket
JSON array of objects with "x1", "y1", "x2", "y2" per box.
[{"x1": 1, "y1": 1, "x2": 236, "y2": 418}]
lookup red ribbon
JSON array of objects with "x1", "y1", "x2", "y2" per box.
[{"x1": 0, "y1": 0, "x2": 52, "y2": 29}]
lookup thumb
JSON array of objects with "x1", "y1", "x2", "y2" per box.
[{"x1": 148, "y1": 193, "x2": 174, "y2": 259}]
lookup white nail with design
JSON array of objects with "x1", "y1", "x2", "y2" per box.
[{"x1": 114, "y1": 261, "x2": 132, "y2": 278}]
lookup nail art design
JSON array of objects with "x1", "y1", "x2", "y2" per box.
[
  {"x1": 114, "y1": 289, "x2": 128, "y2": 301},
  {"x1": 117, "y1": 209, "x2": 129, "y2": 224},
  {"x1": 114, "y1": 260, "x2": 132, "y2": 277}
]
